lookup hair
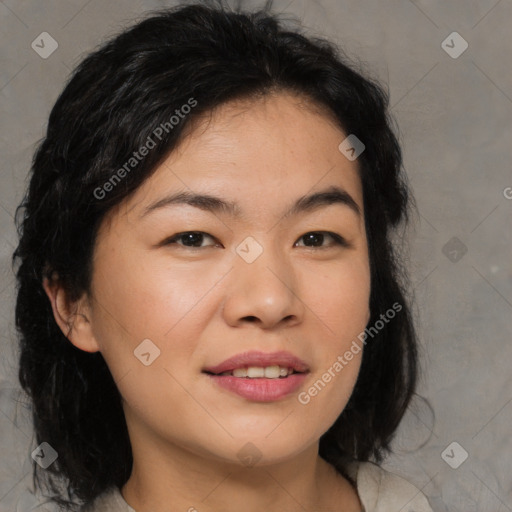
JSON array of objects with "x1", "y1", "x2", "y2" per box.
[{"x1": 13, "y1": 0, "x2": 419, "y2": 509}]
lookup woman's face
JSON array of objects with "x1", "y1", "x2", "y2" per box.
[{"x1": 79, "y1": 91, "x2": 370, "y2": 465}]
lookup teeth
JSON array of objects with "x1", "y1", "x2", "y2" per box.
[
  {"x1": 222, "y1": 366, "x2": 295, "y2": 378},
  {"x1": 247, "y1": 366, "x2": 265, "y2": 378},
  {"x1": 264, "y1": 366, "x2": 280, "y2": 378}
]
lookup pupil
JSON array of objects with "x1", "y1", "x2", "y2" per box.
[
  {"x1": 183, "y1": 232, "x2": 202, "y2": 246},
  {"x1": 304, "y1": 233, "x2": 322, "y2": 246}
]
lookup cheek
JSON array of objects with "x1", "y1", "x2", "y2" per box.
[
  {"x1": 91, "y1": 248, "x2": 218, "y2": 338},
  {"x1": 88, "y1": 253, "x2": 212, "y2": 436},
  {"x1": 303, "y1": 255, "x2": 371, "y2": 340},
  {"x1": 291, "y1": 255, "x2": 369, "y2": 411},
  {"x1": 88, "y1": 248, "x2": 230, "y2": 397}
]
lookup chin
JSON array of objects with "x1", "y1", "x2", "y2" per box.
[{"x1": 211, "y1": 432, "x2": 317, "y2": 468}]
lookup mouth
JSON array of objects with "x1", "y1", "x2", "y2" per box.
[
  {"x1": 202, "y1": 350, "x2": 310, "y2": 376},
  {"x1": 203, "y1": 365, "x2": 304, "y2": 378},
  {"x1": 202, "y1": 351, "x2": 310, "y2": 402}
]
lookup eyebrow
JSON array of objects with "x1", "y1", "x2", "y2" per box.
[{"x1": 140, "y1": 185, "x2": 361, "y2": 220}]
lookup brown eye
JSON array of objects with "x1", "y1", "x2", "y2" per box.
[
  {"x1": 164, "y1": 231, "x2": 218, "y2": 248},
  {"x1": 295, "y1": 231, "x2": 349, "y2": 249}
]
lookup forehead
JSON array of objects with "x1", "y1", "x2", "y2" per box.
[
  {"x1": 172, "y1": 90, "x2": 348, "y2": 166},
  {"x1": 114, "y1": 91, "x2": 364, "y2": 224}
]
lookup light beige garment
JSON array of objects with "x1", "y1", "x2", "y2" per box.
[{"x1": 80, "y1": 461, "x2": 434, "y2": 512}]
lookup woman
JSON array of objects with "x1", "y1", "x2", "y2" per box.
[{"x1": 13, "y1": 1, "x2": 433, "y2": 511}]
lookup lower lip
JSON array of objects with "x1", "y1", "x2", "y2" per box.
[{"x1": 205, "y1": 373, "x2": 308, "y2": 402}]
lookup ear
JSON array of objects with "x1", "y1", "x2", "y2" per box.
[{"x1": 42, "y1": 274, "x2": 100, "y2": 353}]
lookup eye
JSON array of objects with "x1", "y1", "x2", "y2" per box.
[
  {"x1": 294, "y1": 231, "x2": 349, "y2": 249},
  {"x1": 162, "y1": 230, "x2": 349, "y2": 250},
  {"x1": 163, "y1": 231, "x2": 220, "y2": 248}
]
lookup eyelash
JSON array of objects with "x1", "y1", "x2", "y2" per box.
[{"x1": 162, "y1": 231, "x2": 350, "y2": 250}]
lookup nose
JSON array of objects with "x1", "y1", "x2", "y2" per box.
[{"x1": 222, "y1": 244, "x2": 305, "y2": 330}]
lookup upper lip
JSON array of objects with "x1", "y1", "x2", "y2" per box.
[{"x1": 203, "y1": 350, "x2": 310, "y2": 375}]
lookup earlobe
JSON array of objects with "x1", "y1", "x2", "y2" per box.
[{"x1": 42, "y1": 276, "x2": 100, "y2": 353}]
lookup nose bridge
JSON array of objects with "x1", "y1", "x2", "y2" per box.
[{"x1": 224, "y1": 234, "x2": 302, "y2": 327}]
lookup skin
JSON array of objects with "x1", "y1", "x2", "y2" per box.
[{"x1": 44, "y1": 91, "x2": 370, "y2": 512}]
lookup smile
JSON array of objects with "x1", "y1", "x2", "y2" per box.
[{"x1": 216, "y1": 365, "x2": 296, "y2": 378}]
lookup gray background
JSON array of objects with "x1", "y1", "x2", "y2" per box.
[{"x1": 1, "y1": 0, "x2": 511, "y2": 510}]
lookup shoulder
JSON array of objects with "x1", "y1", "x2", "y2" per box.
[
  {"x1": 79, "y1": 487, "x2": 135, "y2": 512},
  {"x1": 345, "y1": 461, "x2": 434, "y2": 512},
  {"x1": 77, "y1": 464, "x2": 433, "y2": 512}
]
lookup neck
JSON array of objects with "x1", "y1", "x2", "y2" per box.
[{"x1": 120, "y1": 419, "x2": 360, "y2": 512}]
